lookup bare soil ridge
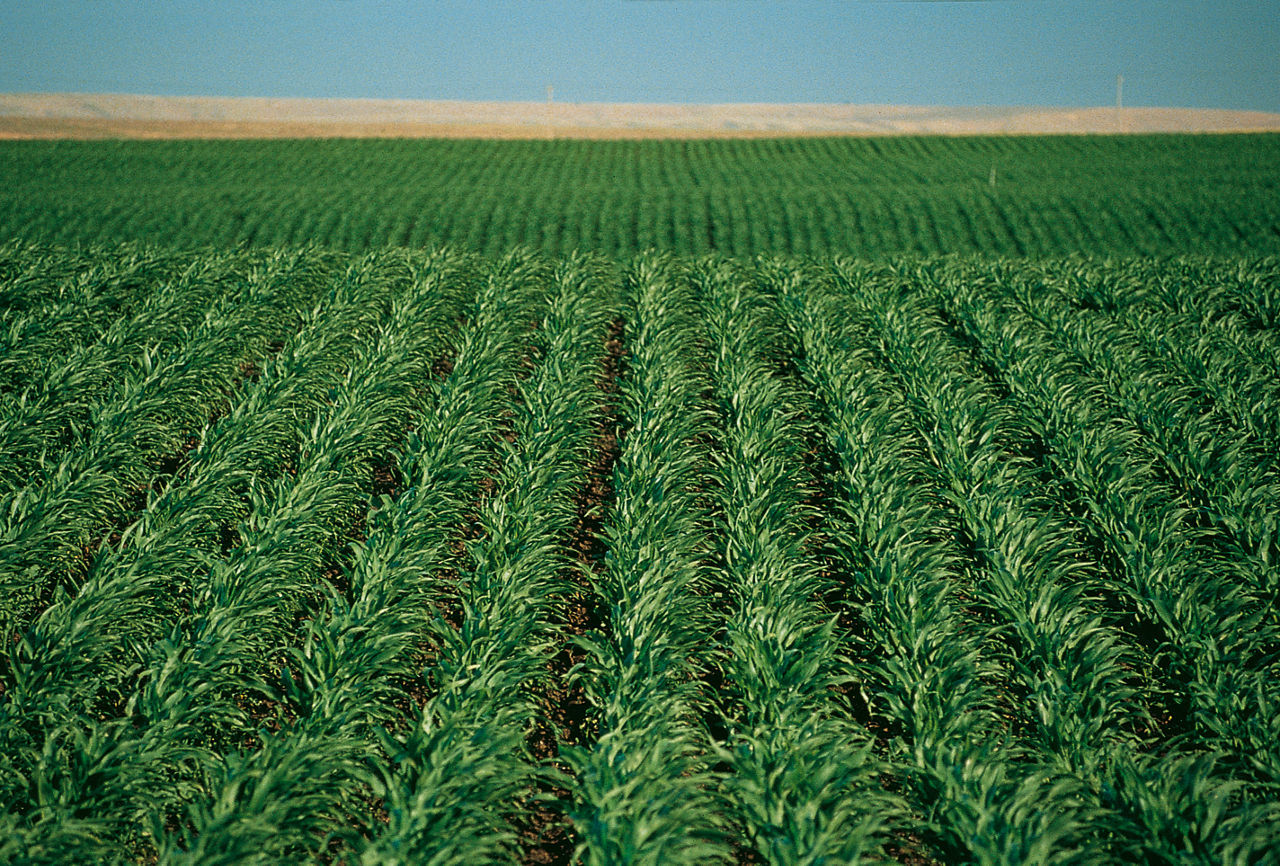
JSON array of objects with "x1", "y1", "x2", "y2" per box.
[{"x1": 2, "y1": 93, "x2": 1279, "y2": 139}]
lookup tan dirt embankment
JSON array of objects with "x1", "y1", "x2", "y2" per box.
[{"x1": 2, "y1": 93, "x2": 1279, "y2": 139}]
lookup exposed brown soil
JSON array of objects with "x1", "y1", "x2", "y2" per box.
[{"x1": 885, "y1": 832, "x2": 948, "y2": 866}]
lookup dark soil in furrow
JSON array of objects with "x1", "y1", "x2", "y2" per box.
[
  {"x1": 885, "y1": 832, "x2": 949, "y2": 866},
  {"x1": 518, "y1": 317, "x2": 626, "y2": 866}
]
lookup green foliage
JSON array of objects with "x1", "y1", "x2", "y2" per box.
[
  {"x1": 2, "y1": 135, "x2": 1279, "y2": 258},
  {"x1": 562, "y1": 255, "x2": 733, "y2": 866},
  {"x1": 1, "y1": 242, "x2": 1278, "y2": 864}
]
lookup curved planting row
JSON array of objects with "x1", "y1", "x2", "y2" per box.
[
  {"x1": 1004, "y1": 274, "x2": 1280, "y2": 601},
  {"x1": 175, "y1": 252, "x2": 556, "y2": 863},
  {"x1": 0, "y1": 250, "x2": 301, "y2": 493},
  {"x1": 778, "y1": 265, "x2": 1072, "y2": 862},
  {"x1": 0, "y1": 244, "x2": 190, "y2": 396}
]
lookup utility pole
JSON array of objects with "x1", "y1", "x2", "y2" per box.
[
  {"x1": 546, "y1": 85, "x2": 554, "y2": 139},
  {"x1": 1116, "y1": 74, "x2": 1125, "y2": 133}
]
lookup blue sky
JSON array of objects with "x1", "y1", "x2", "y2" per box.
[{"x1": 2, "y1": 1, "x2": 1277, "y2": 111}]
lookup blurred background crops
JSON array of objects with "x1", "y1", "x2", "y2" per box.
[{"x1": 2, "y1": 133, "x2": 1278, "y2": 258}]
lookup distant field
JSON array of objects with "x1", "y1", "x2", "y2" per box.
[
  {"x1": 4, "y1": 93, "x2": 1280, "y2": 138},
  {"x1": 2, "y1": 133, "x2": 1279, "y2": 257}
]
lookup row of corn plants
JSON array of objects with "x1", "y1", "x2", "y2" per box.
[
  {"x1": 0, "y1": 250, "x2": 476, "y2": 862},
  {"x1": 0, "y1": 244, "x2": 189, "y2": 396},
  {"x1": 1005, "y1": 272, "x2": 1280, "y2": 602},
  {"x1": 778, "y1": 263, "x2": 1103, "y2": 863},
  {"x1": 930, "y1": 266, "x2": 1280, "y2": 859},
  {"x1": 0, "y1": 240, "x2": 85, "y2": 310},
  {"x1": 1105, "y1": 300, "x2": 1280, "y2": 464},
  {"x1": 0, "y1": 252, "x2": 467, "y2": 727},
  {"x1": 699, "y1": 261, "x2": 897, "y2": 863},
  {"x1": 154, "y1": 251, "x2": 548, "y2": 863},
  {"x1": 0, "y1": 249, "x2": 338, "y2": 638},
  {"x1": 831, "y1": 261, "x2": 1228, "y2": 859},
  {"x1": 0, "y1": 251, "x2": 252, "y2": 491},
  {"x1": 1045, "y1": 257, "x2": 1279, "y2": 334},
  {"x1": 0, "y1": 241, "x2": 180, "y2": 314},
  {"x1": 1040, "y1": 259, "x2": 1280, "y2": 455},
  {"x1": 357, "y1": 254, "x2": 616, "y2": 864},
  {"x1": 138, "y1": 259, "x2": 472, "y2": 863},
  {"x1": 558, "y1": 256, "x2": 730, "y2": 865}
]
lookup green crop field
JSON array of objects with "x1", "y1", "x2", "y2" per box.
[
  {"x1": 1, "y1": 135, "x2": 1279, "y2": 865},
  {"x1": 2, "y1": 134, "x2": 1279, "y2": 258}
]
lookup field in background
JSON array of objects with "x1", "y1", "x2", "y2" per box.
[
  {"x1": 2, "y1": 134, "x2": 1279, "y2": 258},
  {"x1": 5, "y1": 93, "x2": 1280, "y2": 139},
  {"x1": 2, "y1": 134, "x2": 1279, "y2": 864}
]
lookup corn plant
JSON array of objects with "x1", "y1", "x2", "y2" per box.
[
  {"x1": 153, "y1": 251, "x2": 546, "y2": 863},
  {"x1": 699, "y1": 260, "x2": 898, "y2": 864},
  {"x1": 360, "y1": 253, "x2": 616, "y2": 865},
  {"x1": 932, "y1": 263, "x2": 1280, "y2": 857},
  {"x1": 0, "y1": 252, "x2": 472, "y2": 863},
  {"x1": 0, "y1": 244, "x2": 188, "y2": 397},
  {"x1": 777, "y1": 262, "x2": 1088, "y2": 864},
  {"x1": 561, "y1": 255, "x2": 733, "y2": 866}
]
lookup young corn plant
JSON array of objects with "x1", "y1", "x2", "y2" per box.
[
  {"x1": 699, "y1": 260, "x2": 898, "y2": 865},
  {"x1": 359, "y1": 253, "x2": 615, "y2": 865},
  {"x1": 152, "y1": 251, "x2": 546, "y2": 863},
  {"x1": 933, "y1": 263, "x2": 1280, "y2": 857},
  {"x1": 0, "y1": 251, "x2": 473, "y2": 863},
  {"x1": 560, "y1": 255, "x2": 733, "y2": 866},
  {"x1": 777, "y1": 262, "x2": 1087, "y2": 865},
  {"x1": 0, "y1": 249, "x2": 333, "y2": 637},
  {"x1": 0, "y1": 244, "x2": 189, "y2": 397}
]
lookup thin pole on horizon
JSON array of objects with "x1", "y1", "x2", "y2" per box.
[
  {"x1": 546, "y1": 85, "x2": 555, "y2": 140},
  {"x1": 1116, "y1": 74, "x2": 1125, "y2": 133}
]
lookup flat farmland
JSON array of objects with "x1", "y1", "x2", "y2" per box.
[
  {"x1": 1, "y1": 132, "x2": 1279, "y2": 864},
  {"x1": 1, "y1": 134, "x2": 1278, "y2": 257}
]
